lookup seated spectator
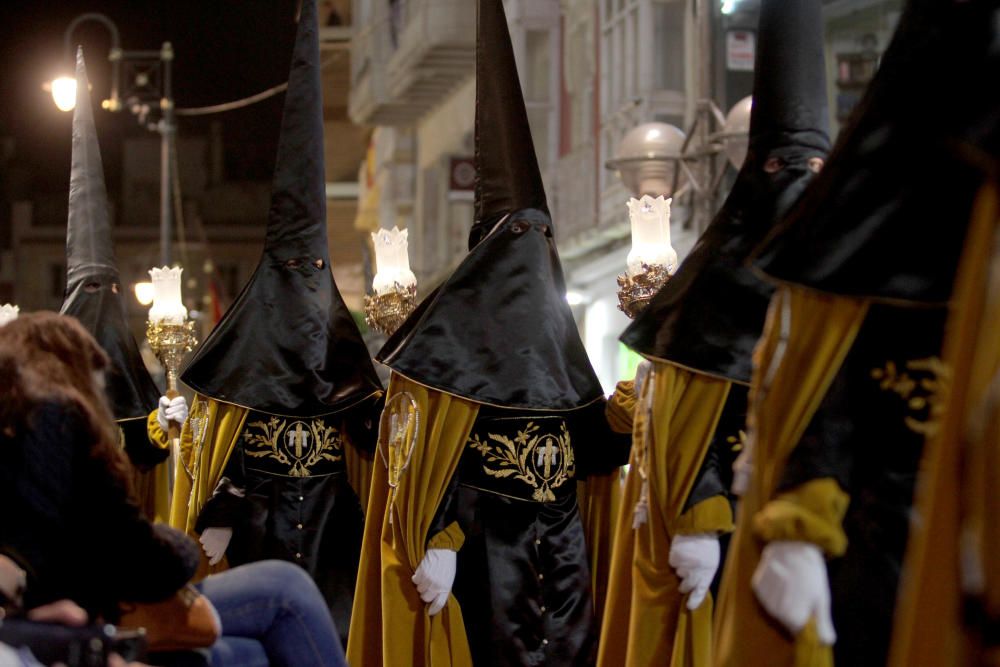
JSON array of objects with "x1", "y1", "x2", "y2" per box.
[{"x1": 0, "y1": 312, "x2": 346, "y2": 667}]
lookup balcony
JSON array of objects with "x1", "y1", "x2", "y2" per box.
[{"x1": 350, "y1": 0, "x2": 475, "y2": 126}]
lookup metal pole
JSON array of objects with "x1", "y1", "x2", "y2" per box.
[
  {"x1": 694, "y1": 0, "x2": 715, "y2": 235},
  {"x1": 62, "y1": 13, "x2": 123, "y2": 111},
  {"x1": 158, "y1": 41, "x2": 175, "y2": 267}
]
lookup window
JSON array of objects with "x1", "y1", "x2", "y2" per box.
[
  {"x1": 562, "y1": 4, "x2": 595, "y2": 152},
  {"x1": 510, "y1": 0, "x2": 559, "y2": 174},
  {"x1": 601, "y1": 0, "x2": 641, "y2": 116},
  {"x1": 524, "y1": 29, "x2": 552, "y2": 171},
  {"x1": 653, "y1": 0, "x2": 685, "y2": 91}
]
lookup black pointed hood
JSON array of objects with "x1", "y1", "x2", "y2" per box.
[
  {"x1": 60, "y1": 48, "x2": 160, "y2": 424},
  {"x1": 468, "y1": 0, "x2": 549, "y2": 249},
  {"x1": 754, "y1": 0, "x2": 1000, "y2": 304},
  {"x1": 181, "y1": 0, "x2": 381, "y2": 416},
  {"x1": 621, "y1": 0, "x2": 830, "y2": 383},
  {"x1": 376, "y1": 0, "x2": 603, "y2": 411}
]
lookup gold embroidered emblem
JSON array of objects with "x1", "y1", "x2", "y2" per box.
[
  {"x1": 243, "y1": 416, "x2": 343, "y2": 477},
  {"x1": 468, "y1": 421, "x2": 575, "y2": 502},
  {"x1": 871, "y1": 357, "x2": 950, "y2": 437},
  {"x1": 378, "y1": 392, "x2": 420, "y2": 524}
]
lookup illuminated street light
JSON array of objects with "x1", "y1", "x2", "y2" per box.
[
  {"x1": 134, "y1": 281, "x2": 155, "y2": 306},
  {"x1": 720, "y1": 95, "x2": 752, "y2": 169},
  {"x1": 48, "y1": 12, "x2": 176, "y2": 267},
  {"x1": 50, "y1": 76, "x2": 78, "y2": 112}
]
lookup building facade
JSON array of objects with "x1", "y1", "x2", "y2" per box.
[{"x1": 349, "y1": 0, "x2": 902, "y2": 391}]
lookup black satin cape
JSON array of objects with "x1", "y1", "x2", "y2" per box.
[
  {"x1": 378, "y1": 210, "x2": 604, "y2": 411},
  {"x1": 59, "y1": 49, "x2": 160, "y2": 427},
  {"x1": 621, "y1": 0, "x2": 830, "y2": 384},
  {"x1": 181, "y1": 0, "x2": 381, "y2": 417},
  {"x1": 377, "y1": 0, "x2": 603, "y2": 411},
  {"x1": 754, "y1": 0, "x2": 1000, "y2": 305}
]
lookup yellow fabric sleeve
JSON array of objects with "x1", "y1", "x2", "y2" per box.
[
  {"x1": 427, "y1": 521, "x2": 466, "y2": 551},
  {"x1": 146, "y1": 410, "x2": 170, "y2": 451},
  {"x1": 752, "y1": 478, "x2": 850, "y2": 557},
  {"x1": 670, "y1": 495, "x2": 735, "y2": 536},
  {"x1": 606, "y1": 380, "x2": 637, "y2": 434}
]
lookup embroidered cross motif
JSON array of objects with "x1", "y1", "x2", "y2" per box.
[
  {"x1": 468, "y1": 420, "x2": 575, "y2": 503},
  {"x1": 242, "y1": 416, "x2": 343, "y2": 477}
]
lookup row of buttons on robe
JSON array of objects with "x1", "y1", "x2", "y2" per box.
[
  {"x1": 294, "y1": 494, "x2": 305, "y2": 560},
  {"x1": 534, "y1": 533, "x2": 548, "y2": 646}
]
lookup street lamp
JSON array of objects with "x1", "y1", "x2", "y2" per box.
[
  {"x1": 50, "y1": 77, "x2": 79, "y2": 112},
  {"x1": 605, "y1": 125, "x2": 686, "y2": 318},
  {"x1": 606, "y1": 122, "x2": 687, "y2": 198},
  {"x1": 46, "y1": 13, "x2": 122, "y2": 113},
  {"x1": 48, "y1": 13, "x2": 177, "y2": 268},
  {"x1": 720, "y1": 95, "x2": 752, "y2": 169}
]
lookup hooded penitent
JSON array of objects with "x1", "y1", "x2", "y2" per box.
[
  {"x1": 620, "y1": 0, "x2": 830, "y2": 383},
  {"x1": 352, "y1": 2, "x2": 627, "y2": 666},
  {"x1": 167, "y1": 0, "x2": 380, "y2": 634},
  {"x1": 596, "y1": 2, "x2": 829, "y2": 666},
  {"x1": 59, "y1": 48, "x2": 163, "y2": 468},
  {"x1": 715, "y1": 2, "x2": 1000, "y2": 666},
  {"x1": 180, "y1": 0, "x2": 381, "y2": 416},
  {"x1": 754, "y1": 0, "x2": 1000, "y2": 303},
  {"x1": 376, "y1": 0, "x2": 603, "y2": 412}
]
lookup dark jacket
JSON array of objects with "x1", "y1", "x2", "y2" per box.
[{"x1": 0, "y1": 401, "x2": 198, "y2": 621}]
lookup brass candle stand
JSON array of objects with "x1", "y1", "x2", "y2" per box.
[
  {"x1": 146, "y1": 319, "x2": 197, "y2": 449},
  {"x1": 617, "y1": 263, "x2": 672, "y2": 319},
  {"x1": 364, "y1": 283, "x2": 417, "y2": 335}
]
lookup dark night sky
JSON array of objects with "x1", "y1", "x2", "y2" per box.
[{"x1": 0, "y1": 0, "x2": 304, "y2": 203}]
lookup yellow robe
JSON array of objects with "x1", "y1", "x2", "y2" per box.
[
  {"x1": 348, "y1": 372, "x2": 623, "y2": 666},
  {"x1": 713, "y1": 285, "x2": 868, "y2": 667},
  {"x1": 152, "y1": 395, "x2": 248, "y2": 577},
  {"x1": 578, "y1": 469, "x2": 624, "y2": 623},
  {"x1": 347, "y1": 372, "x2": 480, "y2": 667},
  {"x1": 889, "y1": 184, "x2": 1000, "y2": 667},
  {"x1": 597, "y1": 363, "x2": 735, "y2": 667},
  {"x1": 577, "y1": 381, "x2": 628, "y2": 623}
]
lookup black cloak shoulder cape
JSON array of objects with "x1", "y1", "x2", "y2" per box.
[
  {"x1": 180, "y1": 0, "x2": 381, "y2": 417},
  {"x1": 376, "y1": 0, "x2": 603, "y2": 412}
]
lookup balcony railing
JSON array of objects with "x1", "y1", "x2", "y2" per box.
[{"x1": 350, "y1": 0, "x2": 475, "y2": 125}]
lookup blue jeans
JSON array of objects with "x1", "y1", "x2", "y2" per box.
[{"x1": 197, "y1": 560, "x2": 346, "y2": 667}]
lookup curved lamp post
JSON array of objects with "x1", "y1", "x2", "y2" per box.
[{"x1": 47, "y1": 13, "x2": 176, "y2": 268}]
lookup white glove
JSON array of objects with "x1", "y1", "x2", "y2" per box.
[
  {"x1": 199, "y1": 527, "x2": 233, "y2": 566},
  {"x1": 752, "y1": 541, "x2": 836, "y2": 645},
  {"x1": 157, "y1": 395, "x2": 189, "y2": 432},
  {"x1": 669, "y1": 533, "x2": 720, "y2": 610},
  {"x1": 411, "y1": 548, "x2": 457, "y2": 616}
]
